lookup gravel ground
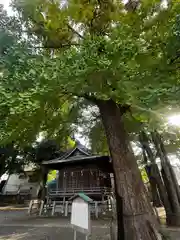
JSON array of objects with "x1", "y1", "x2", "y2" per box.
[
  {"x1": 0, "y1": 210, "x2": 111, "y2": 240},
  {"x1": 162, "y1": 228, "x2": 180, "y2": 240},
  {"x1": 0, "y1": 226, "x2": 111, "y2": 240},
  {"x1": 0, "y1": 210, "x2": 180, "y2": 239},
  {"x1": 0, "y1": 210, "x2": 27, "y2": 224}
]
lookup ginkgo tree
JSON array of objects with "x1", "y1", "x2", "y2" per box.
[{"x1": 1, "y1": 0, "x2": 180, "y2": 239}]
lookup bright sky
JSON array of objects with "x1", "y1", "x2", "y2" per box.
[
  {"x1": 168, "y1": 115, "x2": 180, "y2": 127},
  {"x1": 0, "y1": 0, "x2": 10, "y2": 8},
  {"x1": 0, "y1": 0, "x2": 10, "y2": 9},
  {"x1": 0, "y1": 0, "x2": 13, "y2": 15}
]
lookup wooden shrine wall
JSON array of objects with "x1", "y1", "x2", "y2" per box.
[{"x1": 57, "y1": 164, "x2": 111, "y2": 190}]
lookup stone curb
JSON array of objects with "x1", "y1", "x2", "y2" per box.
[{"x1": 0, "y1": 208, "x2": 28, "y2": 211}]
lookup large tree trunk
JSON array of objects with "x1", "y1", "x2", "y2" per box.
[
  {"x1": 150, "y1": 164, "x2": 171, "y2": 212},
  {"x1": 139, "y1": 132, "x2": 161, "y2": 208},
  {"x1": 140, "y1": 139, "x2": 162, "y2": 207},
  {"x1": 140, "y1": 130, "x2": 180, "y2": 226},
  {"x1": 114, "y1": 177, "x2": 125, "y2": 239},
  {"x1": 38, "y1": 166, "x2": 48, "y2": 200},
  {"x1": 145, "y1": 165, "x2": 162, "y2": 207},
  {"x1": 159, "y1": 134, "x2": 180, "y2": 205},
  {"x1": 145, "y1": 163, "x2": 172, "y2": 222},
  {"x1": 152, "y1": 132, "x2": 180, "y2": 226},
  {"x1": 97, "y1": 99, "x2": 161, "y2": 240},
  {"x1": 169, "y1": 164, "x2": 180, "y2": 204}
]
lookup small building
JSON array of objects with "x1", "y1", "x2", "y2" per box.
[
  {"x1": 42, "y1": 145, "x2": 114, "y2": 202},
  {"x1": 2, "y1": 166, "x2": 40, "y2": 198}
]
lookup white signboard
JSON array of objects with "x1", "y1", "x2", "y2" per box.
[{"x1": 71, "y1": 197, "x2": 91, "y2": 234}]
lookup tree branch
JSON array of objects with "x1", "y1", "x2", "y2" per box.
[
  {"x1": 170, "y1": 54, "x2": 180, "y2": 64},
  {"x1": 33, "y1": 43, "x2": 80, "y2": 49},
  {"x1": 67, "y1": 24, "x2": 84, "y2": 39},
  {"x1": 125, "y1": 0, "x2": 139, "y2": 12},
  {"x1": 60, "y1": 86, "x2": 97, "y2": 103}
]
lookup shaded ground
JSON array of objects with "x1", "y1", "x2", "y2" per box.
[
  {"x1": 0, "y1": 209, "x2": 180, "y2": 239},
  {"x1": 0, "y1": 206, "x2": 28, "y2": 211},
  {"x1": 0, "y1": 210, "x2": 27, "y2": 224},
  {"x1": 162, "y1": 228, "x2": 180, "y2": 240},
  {"x1": 0, "y1": 226, "x2": 111, "y2": 240},
  {"x1": 0, "y1": 210, "x2": 111, "y2": 240}
]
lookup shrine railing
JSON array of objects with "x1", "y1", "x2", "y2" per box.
[{"x1": 47, "y1": 187, "x2": 112, "y2": 198}]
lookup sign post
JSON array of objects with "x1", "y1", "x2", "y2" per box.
[{"x1": 70, "y1": 193, "x2": 93, "y2": 240}]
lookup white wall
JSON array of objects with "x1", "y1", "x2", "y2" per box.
[
  {"x1": 0, "y1": 173, "x2": 8, "y2": 182},
  {"x1": 3, "y1": 174, "x2": 27, "y2": 193},
  {"x1": 3, "y1": 173, "x2": 39, "y2": 197}
]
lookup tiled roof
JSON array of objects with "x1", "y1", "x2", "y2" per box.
[{"x1": 42, "y1": 145, "x2": 109, "y2": 165}]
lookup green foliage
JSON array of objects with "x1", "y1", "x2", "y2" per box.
[
  {"x1": 47, "y1": 170, "x2": 56, "y2": 182},
  {"x1": 89, "y1": 119, "x2": 109, "y2": 154},
  {"x1": 140, "y1": 168, "x2": 149, "y2": 184},
  {"x1": 11, "y1": 0, "x2": 180, "y2": 105},
  {"x1": 0, "y1": 144, "x2": 25, "y2": 177},
  {"x1": 0, "y1": 0, "x2": 179, "y2": 153}
]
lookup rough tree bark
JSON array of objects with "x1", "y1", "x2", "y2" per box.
[
  {"x1": 145, "y1": 165, "x2": 162, "y2": 207},
  {"x1": 139, "y1": 131, "x2": 172, "y2": 214},
  {"x1": 158, "y1": 133, "x2": 180, "y2": 205},
  {"x1": 145, "y1": 164, "x2": 162, "y2": 208},
  {"x1": 139, "y1": 135, "x2": 162, "y2": 207},
  {"x1": 114, "y1": 180, "x2": 125, "y2": 240},
  {"x1": 38, "y1": 166, "x2": 48, "y2": 200},
  {"x1": 152, "y1": 132, "x2": 180, "y2": 226},
  {"x1": 149, "y1": 164, "x2": 171, "y2": 213},
  {"x1": 0, "y1": 156, "x2": 7, "y2": 181},
  {"x1": 139, "y1": 132, "x2": 170, "y2": 212},
  {"x1": 97, "y1": 99, "x2": 161, "y2": 240}
]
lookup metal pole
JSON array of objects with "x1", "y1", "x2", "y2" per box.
[{"x1": 74, "y1": 230, "x2": 77, "y2": 240}]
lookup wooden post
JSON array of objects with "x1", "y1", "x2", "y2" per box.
[
  {"x1": 95, "y1": 201, "x2": 98, "y2": 219},
  {"x1": 52, "y1": 201, "x2": 56, "y2": 216},
  {"x1": 63, "y1": 196, "x2": 65, "y2": 207},
  {"x1": 65, "y1": 201, "x2": 68, "y2": 216},
  {"x1": 28, "y1": 200, "x2": 33, "y2": 215},
  {"x1": 108, "y1": 196, "x2": 111, "y2": 211},
  {"x1": 110, "y1": 173, "x2": 115, "y2": 193},
  {"x1": 56, "y1": 171, "x2": 59, "y2": 195},
  {"x1": 39, "y1": 200, "x2": 44, "y2": 216},
  {"x1": 102, "y1": 195, "x2": 105, "y2": 202},
  {"x1": 40, "y1": 166, "x2": 48, "y2": 200}
]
